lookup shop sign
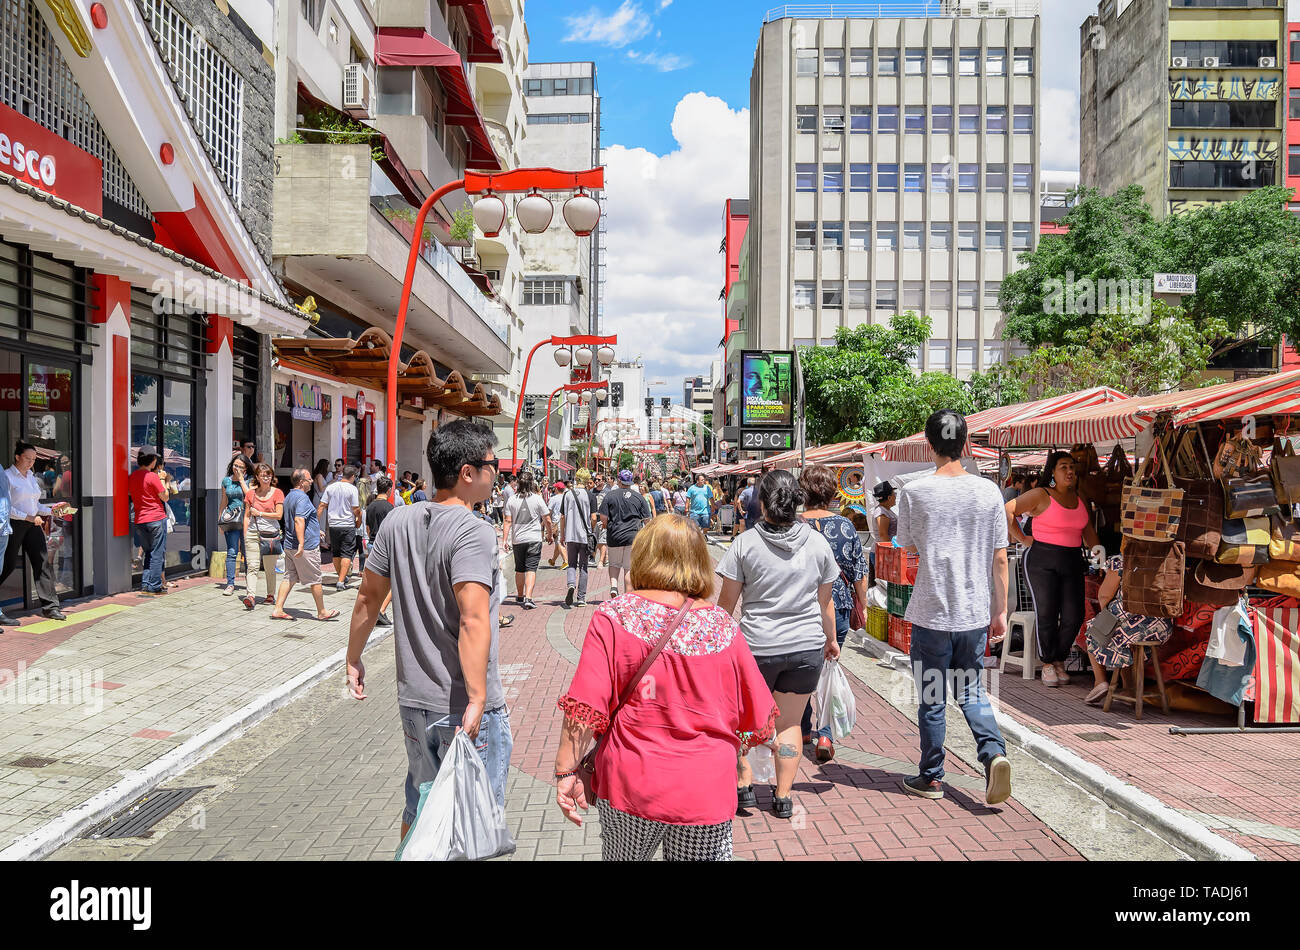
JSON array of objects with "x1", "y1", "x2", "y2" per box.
[
  {"x1": 274, "y1": 383, "x2": 290, "y2": 413},
  {"x1": 0, "y1": 101, "x2": 103, "y2": 215},
  {"x1": 291, "y1": 380, "x2": 324, "y2": 421}
]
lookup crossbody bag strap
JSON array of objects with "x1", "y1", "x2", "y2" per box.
[{"x1": 608, "y1": 598, "x2": 693, "y2": 720}]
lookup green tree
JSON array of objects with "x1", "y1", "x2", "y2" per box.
[{"x1": 616, "y1": 450, "x2": 635, "y2": 472}]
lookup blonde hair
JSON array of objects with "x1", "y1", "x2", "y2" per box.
[{"x1": 629, "y1": 514, "x2": 715, "y2": 599}]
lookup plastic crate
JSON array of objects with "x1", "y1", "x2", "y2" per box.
[
  {"x1": 886, "y1": 582, "x2": 913, "y2": 617},
  {"x1": 888, "y1": 615, "x2": 913, "y2": 653},
  {"x1": 866, "y1": 605, "x2": 889, "y2": 641},
  {"x1": 875, "y1": 543, "x2": 896, "y2": 583}
]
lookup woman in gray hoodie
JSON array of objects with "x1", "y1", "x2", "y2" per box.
[{"x1": 717, "y1": 469, "x2": 840, "y2": 819}]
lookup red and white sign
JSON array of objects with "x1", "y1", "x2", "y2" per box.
[{"x1": 0, "y1": 100, "x2": 103, "y2": 215}]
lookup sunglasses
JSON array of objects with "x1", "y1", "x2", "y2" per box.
[{"x1": 467, "y1": 458, "x2": 499, "y2": 473}]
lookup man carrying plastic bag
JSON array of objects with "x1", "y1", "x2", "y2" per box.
[
  {"x1": 396, "y1": 732, "x2": 515, "y2": 861},
  {"x1": 346, "y1": 420, "x2": 515, "y2": 859}
]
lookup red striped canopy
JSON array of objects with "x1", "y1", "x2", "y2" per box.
[
  {"x1": 988, "y1": 370, "x2": 1300, "y2": 447},
  {"x1": 767, "y1": 440, "x2": 877, "y2": 470}
]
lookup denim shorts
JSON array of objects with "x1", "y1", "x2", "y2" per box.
[
  {"x1": 754, "y1": 648, "x2": 824, "y2": 694},
  {"x1": 399, "y1": 704, "x2": 513, "y2": 825}
]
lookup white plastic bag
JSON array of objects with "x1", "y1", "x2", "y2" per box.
[
  {"x1": 395, "y1": 731, "x2": 516, "y2": 861},
  {"x1": 815, "y1": 659, "x2": 857, "y2": 740},
  {"x1": 746, "y1": 742, "x2": 776, "y2": 785}
]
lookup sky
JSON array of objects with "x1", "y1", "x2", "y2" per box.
[{"x1": 523, "y1": 0, "x2": 1094, "y2": 401}]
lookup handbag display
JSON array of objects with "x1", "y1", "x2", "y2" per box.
[
  {"x1": 1101, "y1": 444, "x2": 1134, "y2": 510},
  {"x1": 1185, "y1": 561, "x2": 1251, "y2": 607},
  {"x1": 1215, "y1": 516, "x2": 1271, "y2": 566},
  {"x1": 1072, "y1": 443, "x2": 1106, "y2": 507},
  {"x1": 1269, "y1": 512, "x2": 1300, "y2": 562},
  {"x1": 1120, "y1": 536, "x2": 1185, "y2": 619},
  {"x1": 1218, "y1": 433, "x2": 1277, "y2": 518},
  {"x1": 1174, "y1": 429, "x2": 1223, "y2": 561},
  {"x1": 1271, "y1": 438, "x2": 1300, "y2": 505},
  {"x1": 1256, "y1": 560, "x2": 1300, "y2": 598},
  {"x1": 1121, "y1": 440, "x2": 1184, "y2": 542}
]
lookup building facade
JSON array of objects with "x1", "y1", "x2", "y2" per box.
[{"x1": 746, "y1": 4, "x2": 1042, "y2": 383}]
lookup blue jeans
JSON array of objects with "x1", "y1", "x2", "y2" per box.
[
  {"x1": 691, "y1": 510, "x2": 710, "y2": 531},
  {"x1": 802, "y1": 607, "x2": 850, "y2": 740},
  {"x1": 399, "y1": 704, "x2": 513, "y2": 825},
  {"x1": 134, "y1": 520, "x2": 168, "y2": 593},
  {"x1": 909, "y1": 624, "x2": 1006, "y2": 783},
  {"x1": 223, "y1": 528, "x2": 243, "y2": 585}
]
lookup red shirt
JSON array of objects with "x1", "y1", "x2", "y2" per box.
[
  {"x1": 128, "y1": 467, "x2": 168, "y2": 524},
  {"x1": 558, "y1": 594, "x2": 777, "y2": 825}
]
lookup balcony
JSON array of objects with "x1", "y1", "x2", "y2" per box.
[{"x1": 272, "y1": 143, "x2": 509, "y2": 374}]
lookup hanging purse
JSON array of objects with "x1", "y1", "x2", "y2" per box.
[
  {"x1": 1256, "y1": 560, "x2": 1300, "y2": 598},
  {"x1": 1219, "y1": 432, "x2": 1277, "y2": 518},
  {"x1": 1121, "y1": 439, "x2": 1184, "y2": 542},
  {"x1": 1269, "y1": 512, "x2": 1300, "y2": 562},
  {"x1": 1175, "y1": 427, "x2": 1223, "y2": 562},
  {"x1": 1120, "y1": 535, "x2": 1185, "y2": 619},
  {"x1": 1271, "y1": 437, "x2": 1300, "y2": 506},
  {"x1": 1215, "y1": 517, "x2": 1272, "y2": 566},
  {"x1": 1101, "y1": 444, "x2": 1133, "y2": 510},
  {"x1": 1185, "y1": 561, "x2": 1252, "y2": 607}
]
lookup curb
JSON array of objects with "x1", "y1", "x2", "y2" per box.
[
  {"x1": 858, "y1": 635, "x2": 1257, "y2": 862},
  {"x1": 0, "y1": 627, "x2": 393, "y2": 862}
]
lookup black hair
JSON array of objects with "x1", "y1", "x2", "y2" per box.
[
  {"x1": 516, "y1": 471, "x2": 536, "y2": 496},
  {"x1": 872, "y1": 480, "x2": 895, "y2": 503},
  {"x1": 924, "y1": 409, "x2": 967, "y2": 461},
  {"x1": 313, "y1": 459, "x2": 329, "y2": 478},
  {"x1": 427, "y1": 418, "x2": 497, "y2": 490},
  {"x1": 758, "y1": 469, "x2": 803, "y2": 527},
  {"x1": 226, "y1": 455, "x2": 249, "y2": 478},
  {"x1": 14, "y1": 439, "x2": 35, "y2": 460},
  {"x1": 1040, "y1": 451, "x2": 1075, "y2": 490},
  {"x1": 136, "y1": 451, "x2": 159, "y2": 470},
  {"x1": 375, "y1": 475, "x2": 392, "y2": 494},
  {"x1": 241, "y1": 438, "x2": 255, "y2": 449}
]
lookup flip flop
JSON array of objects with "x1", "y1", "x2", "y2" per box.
[
  {"x1": 316, "y1": 609, "x2": 341, "y2": 621},
  {"x1": 499, "y1": 614, "x2": 516, "y2": 627},
  {"x1": 270, "y1": 613, "x2": 296, "y2": 621}
]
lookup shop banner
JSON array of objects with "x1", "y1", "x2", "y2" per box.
[
  {"x1": 0, "y1": 101, "x2": 103, "y2": 215},
  {"x1": 291, "y1": 379, "x2": 324, "y2": 421}
]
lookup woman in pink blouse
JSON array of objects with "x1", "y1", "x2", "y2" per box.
[{"x1": 554, "y1": 515, "x2": 777, "y2": 861}]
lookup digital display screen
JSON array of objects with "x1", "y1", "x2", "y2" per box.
[{"x1": 741, "y1": 350, "x2": 793, "y2": 426}]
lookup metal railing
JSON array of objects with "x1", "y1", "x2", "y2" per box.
[{"x1": 764, "y1": 1, "x2": 1040, "y2": 20}]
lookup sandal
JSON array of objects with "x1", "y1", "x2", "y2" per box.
[
  {"x1": 1084, "y1": 683, "x2": 1109, "y2": 706},
  {"x1": 772, "y1": 795, "x2": 794, "y2": 819},
  {"x1": 316, "y1": 609, "x2": 341, "y2": 621},
  {"x1": 499, "y1": 614, "x2": 516, "y2": 627}
]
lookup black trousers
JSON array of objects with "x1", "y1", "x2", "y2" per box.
[
  {"x1": 0, "y1": 519, "x2": 60, "y2": 610},
  {"x1": 1023, "y1": 540, "x2": 1084, "y2": 664}
]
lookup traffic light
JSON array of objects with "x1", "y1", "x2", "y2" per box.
[
  {"x1": 660, "y1": 397, "x2": 671, "y2": 410},
  {"x1": 611, "y1": 381, "x2": 623, "y2": 407},
  {"x1": 523, "y1": 397, "x2": 535, "y2": 420},
  {"x1": 644, "y1": 397, "x2": 653, "y2": 417}
]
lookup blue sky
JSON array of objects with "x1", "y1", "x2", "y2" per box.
[{"x1": 522, "y1": 0, "x2": 1091, "y2": 399}]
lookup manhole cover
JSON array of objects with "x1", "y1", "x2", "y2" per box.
[
  {"x1": 282, "y1": 633, "x2": 306, "y2": 640},
  {"x1": 8, "y1": 756, "x2": 58, "y2": 768},
  {"x1": 82, "y1": 786, "x2": 212, "y2": 839},
  {"x1": 1078, "y1": 732, "x2": 1123, "y2": 742}
]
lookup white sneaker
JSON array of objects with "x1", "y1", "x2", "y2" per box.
[
  {"x1": 609, "y1": 586, "x2": 618, "y2": 599},
  {"x1": 985, "y1": 755, "x2": 1012, "y2": 805}
]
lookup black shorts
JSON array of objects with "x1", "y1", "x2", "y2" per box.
[
  {"x1": 328, "y1": 526, "x2": 358, "y2": 559},
  {"x1": 754, "y1": 648, "x2": 824, "y2": 694},
  {"x1": 513, "y1": 541, "x2": 542, "y2": 574}
]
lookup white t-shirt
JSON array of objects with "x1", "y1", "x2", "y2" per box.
[
  {"x1": 506, "y1": 493, "x2": 549, "y2": 545},
  {"x1": 321, "y1": 479, "x2": 360, "y2": 528},
  {"x1": 549, "y1": 494, "x2": 564, "y2": 524}
]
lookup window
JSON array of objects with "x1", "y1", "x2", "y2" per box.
[
  {"x1": 822, "y1": 220, "x2": 844, "y2": 249},
  {"x1": 1291, "y1": 146, "x2": 1300, "y2": 177},
  {"x1": 1013, "y1": 163, "x2": 1033, "y2": 192},
  {"x1": 824, "y1": 48, "x2": 844, "y2": 76},
  {"x1": 904, "y1": 163, "x2": 925, "y2": 192},
  {"x1": 959, "y1": 48, "x2": 980, "y2": 76},
  {"x1": 553, "y1": 78, "x2": 568, "y2": 94},
  {"x1": 377, "y1": 66, "x2": 415, "y2": 114},
  {"x1": 986, "y1": 163, "x2": 1007, "y2": 192},
  {"x1": 903, "y1": 221, "x2": 924, "y2": 250},
  {"x1": 958, "y1": 222, "x2": 979, "y2": 251},
  {"x1": 876, "y1": 281, "x2": 898, "y2": 311},
  {"x1": 796, "y1": 105, "x2": 817, "y2": 133},
  {"x1": 1013, "y1": 106, "x2": 1034, "y2": 134},
  {"x1": 903, "y1": 281, "x2": 925, "y2": 309},
  {"x1": 986, "y1": 47, "x2": 1007, "y2": 76},
  {"x1": 794, "y1": 282, "x2": 816, "y2": 308},
  {"x1": 930, "y1": 222, "x2": 953, "y2": 249},
  {"x1": 876, "y1": 223, "x2": 899, "y2": 250},
  {"x1": 986, "y1": 106, "x2": 1007, "y2": 133},
  {"x1": 525, "y1": 78, "x2": 543, "y2": 96},
  {"x1": 796, "y1": 163, "x2": 817, "y2": 192},
  {"x1": 958, "y1": 281, "x2": 978, "y2": 309},
  {"x1": 984, "y1": 281, "x2": 1002, "y2": 310},
  {"x1": 848, "y1": 221, "x2": 870, "y2": 251},
  {"x1": 878, "y1": 48, "x2": 899, "y2": 75},
  {"x1": 1293, "y1": 31, "x2": 1300, "y2": 63},
  {"x1": 985, "y1": 222, "x2": 1006, "y2": 250},
  {"x1": 522, "y1": 278, "x2": 570, "y2": 305},
  {"x1": 931, "y1": 282, "x2": 952, "y2": 309},
  {"x1": 931, "y1": 162, "x2": 952, "y2": 192},
  {"x1": 959, "y1": 105, "x2": 980, "y2": 133},
  {"x1": 847, "y1": 281, "x2": 869, "y2": 308},
  {"x1": 1170, "y1": 40, "x2": 1279, "y2": 69},
  {"x1": 933, "y1": 47, "x2": 952, "y2": 75},
  {"x1": 796, "y1": 49, "x2": 818, "y2": 77},
  {"x1": 795, "y1": 221, "x2": 816, "y2": 249},
  {"x1": 904, "y1": 106, "x2": 926, "y2": 134},
  {"x1": 850, "y1": 105, "x2": 872, "y2": 133},
  {"x1": 1013, "y1": 47, "x2": 1034, "y2": 75},
  {"x1": 877, "y1": 163, "x2": 899, "y2": 192},
  {"x1": 929, "y1": 340, "x2": 950, "y2": 370},
  {"x1": 905, "y1": 48, "x2": 927, "y2": 75},
  {"x1": 1171, "y1": 100, "x2": 1278, "y2": 127},
  {"x1": 878, "y1": 106, "x2": 899, "y2": 133},
  {"x1": 301, "y1": 0, "x2": 322, "y2": 29},
  {"x1": 1012, "y1": 222, "x2": 1033, "y2": 250},
  {"x1": 1170, "y1": 159, "x2": 1276, "y2": 188},
  {"x1": 958, "y1": 163, "x2": 979, "y2": 192},
  {"x1": 932, "y1": 105, "x2": 953, "y2": 133},
  {"x1": 850, "y1": 48, "x2": 873, "y2": 76},
  {"x1": 850, "y1": 163, "x2": 872, "y2": 191},
  {"x1": 823, "y1": 163, "x2": 844, "y2": 192},
  {"x1": 822, "y1": 281, "x2": 843, "y2": 308},
  {"x1": 824, "y1": 106, "x2": 845, "y2": 133}
]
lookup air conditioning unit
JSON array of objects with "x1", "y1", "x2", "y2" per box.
[
  {"x1": 1171, "y1": 56, "x2": 1189, "y2": 68},
  {"x1": 343, "y1": 63, "x2": 370, "y2": 111},
  {"x1": 1259, "y1": 56, "x2": 1277, "y2": 68},
  {"x1": 1202, "y1": 57, "x2": 1220, "y2": 68}
]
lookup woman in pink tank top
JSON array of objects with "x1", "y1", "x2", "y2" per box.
[{"x1": 1004, "y1": 451, "x2": 1101, "y2": 689}]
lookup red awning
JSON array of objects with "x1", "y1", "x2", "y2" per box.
[
  {"x1": 374, "y1": 28, "x2": 500, "y2": 169},
  {"x1": 550, "y1": 459, "x2": 575, "y2": 473},
  {"x1": 448, "y1": 0, "x2": 503, "y2": 63},
  {"x1": 496, "y1": 457, "x2": 527, "y2": 474}
]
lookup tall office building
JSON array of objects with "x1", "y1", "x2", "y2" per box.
[{"x1": 745, "y1": 3, "x2": 1042, "y2": 382}]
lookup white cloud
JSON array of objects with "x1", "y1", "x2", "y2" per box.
[
  {"x1": 1041, "y1": 86, "x2": 1080, "y2": 172},
  {"x1": 657, "y1": 0, "x2": 672, "y2": 8},
  {"x1": 603, "y1": 93, "x2": 749, "y2": 392},
  {"x1": 563, "y1": 1, "x2": 652, "y2": 48},
  {"x1": 626, "y1": 49, "x2": 691, "y2": 72}
]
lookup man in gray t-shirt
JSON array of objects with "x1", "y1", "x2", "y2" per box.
[
  {"x1": 346, "y1": 420, "x2": 512, "y2": 839},
  {"x1": 894, "y1": 409, "x2": 1012, "y2": 809}
]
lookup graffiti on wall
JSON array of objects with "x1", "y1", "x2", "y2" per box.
[
  {"x1": 1168, "y1": 199, "x2": 1222, "y2": 215},
  {"x1": 1167, "y1": 136, "x2": 1279, "y2": 162},
  {"x1": 1168, "y1": 74, "x2": 1280, "y2": 101}
]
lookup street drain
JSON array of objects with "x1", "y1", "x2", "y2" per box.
[
  {"x1": 7, "y1": 756, "x2": 58, "y2": 768},
  {"x1": 282, "y1": 633, "x2": 307, "y2": 640},
  {"x1": 82, "y1": 786, "x2": 212, "y2": 839},
  {"x1": 1078, "y1": 732, "x2": 1123, "y2": 742}
]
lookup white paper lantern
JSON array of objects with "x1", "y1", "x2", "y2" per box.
[
  {"x1": 562, "y1": 190, "x2": 601, "y2": 236},
  {"x1": 516, "y1": 191, "x2": 554, "y2": 233},
  {"x1": 574, "y1": 347, "x2": 593, "y2": 367},
  {"x1": 472, "y1": 193, "x2": 507, "y2": 237},
  {"x1": 596, "y1": 345, "x2": 615, "y2": 366},
  {"x1": 595, "y1": 387, "x2": 608, "y2": 401},
  {"x1": 553, "y1": 348, "x2": 572, "y2": 367},
  {"x1": 565, "y1": 390, "x2": 580, "y2": 405}
]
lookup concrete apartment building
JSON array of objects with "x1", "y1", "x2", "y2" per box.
[
  {"x1": 745, "y1": 2, "x2": 1042, "y2": 383},
  {"x1": 1080, "y1": 0, "x2": 1285, "y2": 218}
]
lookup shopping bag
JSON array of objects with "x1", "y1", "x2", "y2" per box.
[
  {"x1": 395, "y1": 731, "x2": 515, "y2": 862},
  {"x1": 746, "y1": 743, "x2": 776, "y2": 785},
  {"x1": 1120, "y1": 442, "x2": 1183, "y2": 542},
  {"x1": 814, "y1": 659, "x2": 856, "y2": 740}
]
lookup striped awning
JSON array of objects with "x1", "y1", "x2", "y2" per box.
[
  {"x1": 767, "y1": 440, "x2": 876, "y2": 470},
  {"x1": 988, "y1": 370, "x2": 1300, "y2": 447}
]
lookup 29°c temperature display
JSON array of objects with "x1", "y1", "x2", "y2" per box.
[{"x1": 740, "y1": 428, "x2": 793, "y2": 451}]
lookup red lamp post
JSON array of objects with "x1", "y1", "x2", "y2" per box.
[
  {"x1": 386, "y1": 167, "x2": 605, "y2": 500},
  {"x1": 539, "y1": 379, "x2": 608, "y2": 475},
  {"x1": 510, "y1": 333, "x2": 616, "y2": 472}
]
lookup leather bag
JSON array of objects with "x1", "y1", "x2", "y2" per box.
[
  {"x1": 1175, "y1": 429, "x2": 1223, "y2": 561},
  {"x1": 1120, "y1": 535, "x2": 1185, "y2": 619},
  {"x1": 1257, "y1": 560, "x2": 1300, "y2": 597},
  {"x1": 1121, "y1": 441, "x2": 1184, "y2": 542},
  {"x1": 1101, "y1": 444, "x2": 1134, "y2": 510},
  {"x1": 1271, "y1": 438, "x2": 1300, "y2": 506},
  {"x1": 1219, "y1": 434, "x2": 1277, "y2": 518},
  {"x1": 1185, "y1": 561, "x2": 1252, "y2": 607},
  {"x1": 1269, "y1": 512, "x2": 1300, "y2": 562},
  {"x1": 1215, "y1": 517, "x2": 1271, "y2": 566}
]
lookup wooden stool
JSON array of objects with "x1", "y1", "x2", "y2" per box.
[{"x1": 1102, "y1": 640, "x2": 1170, "y2": 720}]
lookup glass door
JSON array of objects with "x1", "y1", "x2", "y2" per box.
[{"x1": 130, "y1": 372, "x2": 197, "y2": 575}]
